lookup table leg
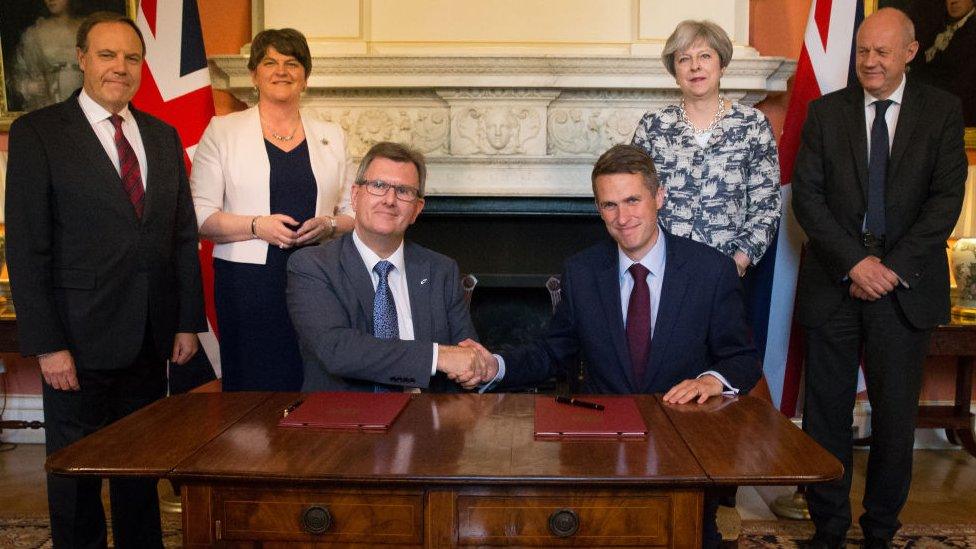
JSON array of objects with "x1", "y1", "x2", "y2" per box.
[
  {"x1": 946, "y1": 429, "x2": 959, "y2": 445},
  {"x1": 952, "y1": 357, "x2": 976, "y2": 459}
]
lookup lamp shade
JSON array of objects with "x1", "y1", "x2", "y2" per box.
[
  {"x1": 951, "y1": 165, "x2": 976, "y2": 239},
  {"x1": 951, "y1": 166, "x2": 976, "y2": 314}
]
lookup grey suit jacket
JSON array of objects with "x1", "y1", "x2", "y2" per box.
[
  {"x1": 287, "y1": 233, "x2": 478, "y2": 392},
  {"x1": 792, "y1": 79, "x2": 968, "y2": 329}
]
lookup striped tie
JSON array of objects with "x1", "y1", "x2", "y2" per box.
[{"x1": 109, "y1": 114, "x2": 145, "y2": 218}]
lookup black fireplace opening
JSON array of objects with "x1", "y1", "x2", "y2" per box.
[{"x1": 408, "y1": 196, "x2": 607, "y2": 353}]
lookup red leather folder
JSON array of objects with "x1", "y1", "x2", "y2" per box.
[
  {"x1": 534, "y1": 395, "x2": 647, "y2": 439},
  {"x1": 278, "y1": 392, "x2": 412, "y2": 431}
]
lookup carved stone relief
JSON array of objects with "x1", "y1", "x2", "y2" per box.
[
  {"x1": 548, "y1": 108, "x2": 646, "y2": 156},
  {"x1": 452, "y1": 106, "x2": 542, "y2": 155},
  {"x1": 306, "y1": 107, "x2": 449, "y2": 157}
]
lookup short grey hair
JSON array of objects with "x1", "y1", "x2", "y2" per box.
[
  {"x1": 661, "y1": 20, "x2": 734, "y2": 77},
  {"x1": 355, "y1": 142, "x2": 427, "y2": 197}
]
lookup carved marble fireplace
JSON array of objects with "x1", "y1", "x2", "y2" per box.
[{"x1": 209, "y1": 53, "x2": 795, "y2": 347}]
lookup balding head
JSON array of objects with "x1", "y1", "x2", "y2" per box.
[
  {"x1": 861, "y1": 7, "x2": 916, "y2": 44},
  {"x1": 855, "y1": 7, "x2": 918, "y2": 99}
]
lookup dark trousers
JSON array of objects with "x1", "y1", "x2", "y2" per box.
[
  {"x1": 802, "y1": 292, "x2": 929, "y2": 541},
  {"x1": 43, "y1": 330, "x2": 167, "y2": 549}
]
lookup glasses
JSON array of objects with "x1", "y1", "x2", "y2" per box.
[{"x1": 356, "y1": 179, "x2": 422, "y2": 202}]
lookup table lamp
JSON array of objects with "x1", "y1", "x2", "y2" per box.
[{"x1": 950, "y1": 165, "x2": 976, "y2": 317}]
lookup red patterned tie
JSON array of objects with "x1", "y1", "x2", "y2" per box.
[
  {"x1": 626, "y1": 263, "x2": 652, "y2": 384},
  {"x1": 109, "y1": 114, "x2": 144, "y2": 218}
]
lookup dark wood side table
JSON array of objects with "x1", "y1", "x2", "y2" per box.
[
  {"x1": 0, "y1": 318, "x2": 18, "y2": 354},
  {"x1": 47, "y1": 393, "x2": 841, "y2": 548},
  {"x1": 920, "y1": 317, "x2": 976, "y2": 457}
]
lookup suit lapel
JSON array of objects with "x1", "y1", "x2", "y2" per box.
[
  {"x1": 841, "y1": 86, "x2": 870, "y2": 204},
  {"x1": 645, "y1": 234, "x2": 689, "y2": 392},
  {"x1": 404, "y1": 242, "x2": 433, "y2": 342},
  {"x1": 132, "y1": 108, "x2": 160, "y2": 224},
  {"x1": 888, "y1": 79, "x2": 922, "y2": 184},
  {"x1": 61, "y1": 98, "x2": 137, "y2": 221},
  {"x1": 595, "y1": 242, "x2": 635, "y2": 390},
  {"x1": 341, "y1": 235, "x2": 379, "y2": 333}
]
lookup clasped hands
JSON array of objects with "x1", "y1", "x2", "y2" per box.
[
  {"x1": 253, "y1": 214, "x2": 334, "y2": 248},
  {"x1": 435, "y1": 339, "x2": 499, "y2": 390},
  {"x1": 848, "y1": 255, "x2": 900, "y2": 301}
]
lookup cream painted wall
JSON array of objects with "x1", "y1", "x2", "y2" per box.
[{"x1": 258, "y1": 0, "x2": 752, "y2": 56}]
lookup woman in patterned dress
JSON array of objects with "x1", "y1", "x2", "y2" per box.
[{"x1": 632, "y1": 20, "x2": 781, "y2": 276}]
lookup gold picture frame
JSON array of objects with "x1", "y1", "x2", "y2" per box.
[
  {"x1": 869, "y1": 0, "x2": 976, "y2": 148},
  {"x1": 0, "y1": 0, "x2": 138, "y2": 131}
]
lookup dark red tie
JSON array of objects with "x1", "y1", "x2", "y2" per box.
[
  {"x1": 626, "y1": 263, "x2": 652, "y2": 383},
  {"x1": 109, "y1": 114, "x2": 144, "y2": 218}
]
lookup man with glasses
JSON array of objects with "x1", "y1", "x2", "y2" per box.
[{"x1": 287, "y1": 141, "x2": 492, "y2": 392}]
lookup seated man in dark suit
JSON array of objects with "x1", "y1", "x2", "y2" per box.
[
  {"x1": 287, "y1": 141, "x2": 491, "y2": 392},
  {"x1": 468, "y1": 144, "x2": 761, "y2": 547}
]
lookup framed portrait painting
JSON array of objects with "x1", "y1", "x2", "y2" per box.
[
  {"x1": 0, "y1": 0, "x2": 136, "y2": 131},
  {"x1": 877, "y1": 0, "x2": 976, "y2": 146}
]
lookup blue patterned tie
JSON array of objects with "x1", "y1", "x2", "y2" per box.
[
  {"x1": 372, "y1": 261, "x2": 399, "y2": 392},
  {"x1": 866, "y1": 99, "x2": 892, "y2": 238},
  {"x1": 373, "y1": 260, "x2": 399, "y2": 339}
]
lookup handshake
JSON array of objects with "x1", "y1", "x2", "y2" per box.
[{"x1": 436, "y1": 339, "x2": 499, "y2": 390}]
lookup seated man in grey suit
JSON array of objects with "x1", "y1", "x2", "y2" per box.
[{"x1": 287, "y1": 141, "x2": 489, "y2": 392}]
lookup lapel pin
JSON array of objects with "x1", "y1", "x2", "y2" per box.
[
  {"x1": 420, "y1": 278, "x2": 429, "y2": 285},
  {"x1": 320, "y1": 138, "x2": 329, "y2": 146}
]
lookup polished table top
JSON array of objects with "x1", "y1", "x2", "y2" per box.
[{"x1": 46, "y1": 393, "x2": 841, "y2": 488}]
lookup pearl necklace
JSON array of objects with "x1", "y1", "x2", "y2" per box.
[
  {"x1": 679, "y1": 95, "x2": 727, "y2": 135},
  {"x1": 261, "y1": 117, "x2": 299, "y2": 141}
]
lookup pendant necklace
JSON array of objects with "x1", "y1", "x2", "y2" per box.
[{"x1": 261, "y1": 117, "x2": 299, "y2": 141}]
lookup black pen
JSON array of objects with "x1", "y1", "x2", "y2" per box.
[
  {"x1": 282, "y1": 399, "x2": 304, "y2": 417},
  {"x1": 554, "y1": 395, "x2": 605, "y2": 411}
]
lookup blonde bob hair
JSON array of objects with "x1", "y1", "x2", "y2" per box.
[{"x1": 661, "y1": 20, "x2": 733, "y2": 77}]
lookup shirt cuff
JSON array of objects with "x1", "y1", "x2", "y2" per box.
[
  {"x1": 431, "y1": 343, "x2": 439, "y2": 376},
  {"x1": 698, "y1": 370, "x2": 739, "y2": 396},
  {"x1": 478, "y1": 354, "x2": 506, "y2": 393}
]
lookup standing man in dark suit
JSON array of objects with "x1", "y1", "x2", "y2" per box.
[
  {"x1": 467, "y1": 144, "x2": 761, "y2": 548},
  {"x1": 4, "y1": 12, "x2": 206, "y2": 549},
  {"x1": 792, "y1": 8, "x2": 967, "y2": 548},
  {"x1": 287, "y1": 142, "x2": 491, "y2": 392}
]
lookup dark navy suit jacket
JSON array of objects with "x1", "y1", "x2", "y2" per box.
[{"x1": 498, "y1": 231, "x2": 760, "y2": 395}]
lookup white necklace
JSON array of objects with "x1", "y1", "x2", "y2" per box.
[
  {"x1": 679, "y1": 95, "x2": 727, "y2": 135},
  {"x1": 261, "y1": 117, "x2": 299, "y2": 141}
]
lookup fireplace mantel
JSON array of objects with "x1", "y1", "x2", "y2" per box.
[{"x1": 209, "y1": 54, "x2": 796, "y2": 197}]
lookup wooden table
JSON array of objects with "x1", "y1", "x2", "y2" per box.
[
  {"x1": 921, "y1": 318, "x2": 976, "y2": 457},
  {"x1": 47, "y1": 393, "x2": 839, "y2": 548},
  {"x1": 0, "y1": 318, "x2": 17, "y2": 354}
]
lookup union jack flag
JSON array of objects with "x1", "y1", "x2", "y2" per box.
[
  {"x1": 132, "y1": 0, "x2": 220, "y2": 383},
  {"x1": 750, "y1": 0, "x2": 864, "y2": 416}
]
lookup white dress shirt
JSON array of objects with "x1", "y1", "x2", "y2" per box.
[
  {"x1": 617, "y1": 230, "x2": 667, "y2": 334},
  {"x1": 352, "y1": 231, "x2": 440, "y2": 375},
  {"x1": 863, "y1": 74, "x2": 906, "y2": 159},
  {"x1": 77, "y1": 89, "x2": 147, "y2": 188}
]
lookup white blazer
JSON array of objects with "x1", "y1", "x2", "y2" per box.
[{"x1": 190, "y1": 106, "x2": 352, "y2": 264}]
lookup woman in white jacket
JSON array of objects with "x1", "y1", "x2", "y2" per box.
[{"x1": 191, "y1": 28, "x2": 353, "y2": 391}]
